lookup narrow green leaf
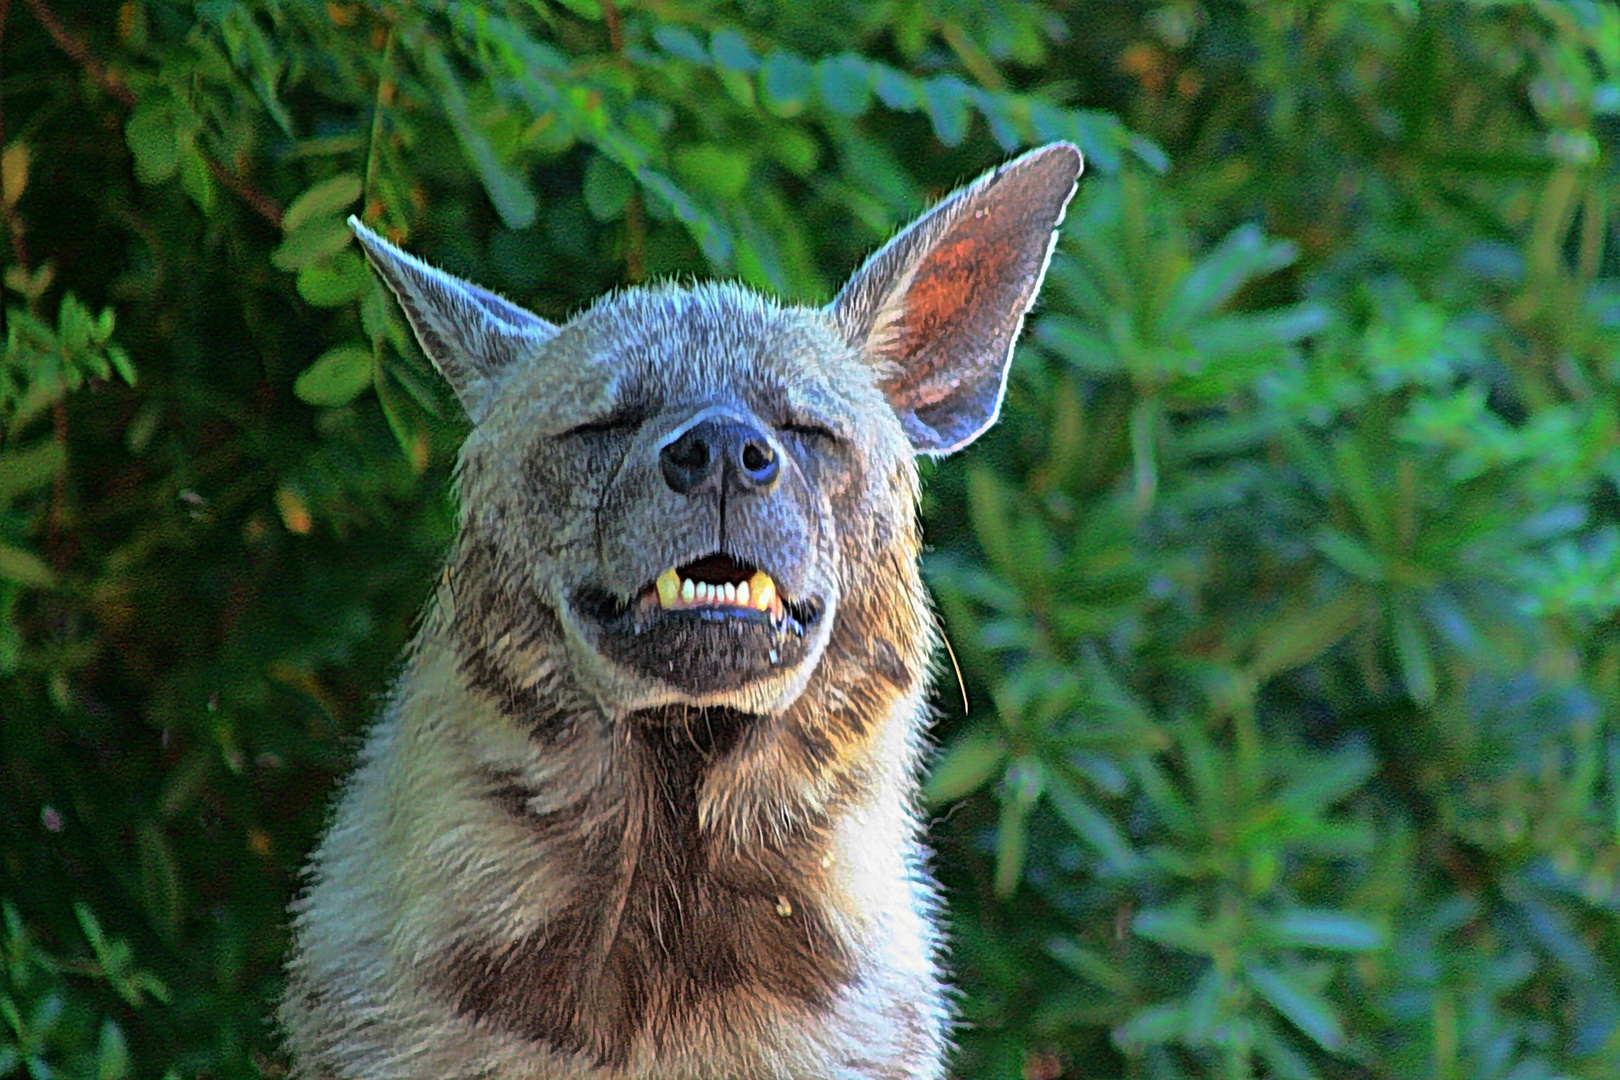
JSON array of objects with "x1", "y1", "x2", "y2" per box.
[
  {"x1": 1263, "y1": 909, "x2": 1386, "y2": 952},
  {"x1": 1248, "y1": 588, "x2": 1368, "y2": 683},
  {"x1": 550, "y1": 0, "x2": 601, "y2": 19},
  {"x1": 137, "y1": 820, "x2": 182, "y2": 939},
  {"x1": 1313, "y1": 527, "x2": 1387, "y2": 581},
  {"x1": 925, "y1": 730, "x2": 1007, "y2": 804},
  {"x1": 1162, "y1": 224, "x2": 1298, "y2": 332},
  {"x1": 1047, "y1": 935, "x2": 1132, "y2": 993},
  {"x1": 1133, "y1": 904, "x2": 1217, "y2": 955},
  {"x1": 1113, "y1": 1000, "x2": 1188, "y2": 1049},
  {"x1": 96, "y1": 1019, "x2": 130, "y2": 1080},
  {"x1": 1275, "y1": 740, "x2": 1377, "y2": 818},
  {"x1": 1247, "y1": 963, "x2": 1346, "y2": 1051},
  {"x1": 294, "y1": 344, "x2": 374, "y2": 407},
  {"x1": 1391, "y1": 601, "x2": 1436, "y2": 706},
  {"x1": 1046, "y1": 778, "x2": 1140, "y2": 872}
]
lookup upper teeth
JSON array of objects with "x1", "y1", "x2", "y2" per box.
[{"x1": 656, "y1": 568, "x2": 781, "y2": 617}]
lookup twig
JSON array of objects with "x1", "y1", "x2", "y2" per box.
[
  {"x1": 22, "y1": 0, "x2": 283, "y2": 227},
  {"x1": 22, "y1": 0, "x2": 132, "y2": 105},
  {"x1": 597, "y1": 0, "x2": 643, "y2": 282}
]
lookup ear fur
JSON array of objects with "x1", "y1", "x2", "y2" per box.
[
  {"x1": 829, "y1": 143, "x2": 1082, "y2": 454},
  {"x1": 349, "y1": 217, "x2": 558, "y2": 421}
]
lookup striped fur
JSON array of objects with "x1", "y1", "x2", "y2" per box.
[{"x1": 281, "y1": 144, "x2": 1080, "y2": 1079}]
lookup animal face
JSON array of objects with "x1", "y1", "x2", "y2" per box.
[{"x1": 350, "y1": 143, "x2": 1082, "y2": 725}]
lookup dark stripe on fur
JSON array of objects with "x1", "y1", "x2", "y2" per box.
[{"x1": 441, "y1": 707, "x2": 855, "y2": 1069}]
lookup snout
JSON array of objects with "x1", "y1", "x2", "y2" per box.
[{"x1": 574, "y1": 404, "x2": 831, "y2": 698}]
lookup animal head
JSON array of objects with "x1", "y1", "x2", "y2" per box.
[{"x1": 351, "y1": 143, "x2": 1081, "y2": 721}]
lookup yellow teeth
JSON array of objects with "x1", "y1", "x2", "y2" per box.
[
  {"x1": 655, "y1": 567, "x2": 784, "y2": 618},
  {"x1": 656, "y1": 568, "x2": 680, "y2": 608}
]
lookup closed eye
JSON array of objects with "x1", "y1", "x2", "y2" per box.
[
  {"x1": 780, "y1": 421, "x2": 840, "y2": 444},
  {"x1": 558, "y1": 409, "x2": 645, "y2": 439}
]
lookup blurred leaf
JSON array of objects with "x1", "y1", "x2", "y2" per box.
[
  {"x1": 1247, "y1": 963, "x2": 1346, "y2": 1052},
  {"x1": 294, "y1": 345, "x2": 374, "y2": 407}
]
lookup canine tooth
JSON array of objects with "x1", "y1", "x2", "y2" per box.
[
  {"x1": 754, "y1": 576, "x2": 776, "y2": 612},
  {"x1": 736, "y1": 580, "x2": 750, "y2": 606},
  {"x1": 681, "y1": 578, "x2": 694, "y2": 603},
  {"x1": 656, "y1": 569, "x2": 680, "y2": 609},
  {"x1": 724, "y1": 582, "x2": 737, "y2": 603}
]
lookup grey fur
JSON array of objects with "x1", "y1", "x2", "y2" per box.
[{"x1": 282, "y1": 143, "x2": 1081, "y2": 1079}]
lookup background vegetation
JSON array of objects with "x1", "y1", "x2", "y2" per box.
[{"x1": 1, "y1": 1, "x2": 1617, "y2": 1077}]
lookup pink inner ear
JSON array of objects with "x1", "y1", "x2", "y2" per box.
[{"x1": 879, "y1": 204, "x2": 1032, "y2": 410}]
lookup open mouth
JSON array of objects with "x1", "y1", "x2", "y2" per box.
[
  {"x1": 641, "y1": 555, "x2": 785, "y2": 621},
  {"x1": 574, "y1": 554, "x2": 821, "y2": 695}
]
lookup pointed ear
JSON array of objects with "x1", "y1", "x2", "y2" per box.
[
  {"x1": 348, "y1": 217, "x2": 558, "y2": 421},
  {"x1": 829, "y1": 143, "x2": 1081, "y2": 454}
]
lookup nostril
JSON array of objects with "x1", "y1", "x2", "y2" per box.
[
  {"x1": 671, "y1": 439, "x2": 711, "y2": 470},
  {"x1": 739, "y1": 440, "x2": 778, "y2": 486}
]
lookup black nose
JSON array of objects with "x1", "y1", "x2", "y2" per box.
[{"x1": 660, "y1": 418, "x2": 780, "y2": 496}]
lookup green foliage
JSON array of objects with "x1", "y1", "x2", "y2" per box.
[{"x1": 1, "y1": 2, "x2": 1617, "y2": 1079}]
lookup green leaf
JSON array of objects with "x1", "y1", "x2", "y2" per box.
[
  {"x1": 925, "y1": 729, "x2": 1006, "y2": 804},
  {"x1": 922, "y1": 76, "x2": 973, "y2": 146},
  {"x1": 0, "y1": 543, "x2": 55, "y2": 588},
  {"x1": 993, "y1": 757, "x2": 1042, "y2": 897},
  {"x1": 1248, "y1": 588, "x2": 1369, "y2": 683},
  {"x1": 125, "y1": 100, "x2": 178, "y2": 184},
  {"x1": 549, "y1": 0, "x2": 601, "y2": 18},
  {"x1": 137, "y1": 821, "x2": 182, "y2": 939},
  {"x1": 96, "y1": 1019, "x2": 129, "y2": 1080},
  {"x1": 0, "y1": 439, "x2": 67, "y2": 504},
  {"x1": 1047, "y1": 935, "x2": 1132, "y2": 993},
  {"x1": 282, "y1": 173, "x2": 364, "y2": 235},
  {"x1": 1246, "y1": 963, "x2": 1346, "y2": 1051},
  {"x1": 1161, "y1": 224, "x2": 1298, "y2": 333},
  {"x1": 294, "y1": 344, "x2": 374, "y2": 407},
  {"x1": 582, "y1": 154, "x2": 634, "y2": 220},
  {"x1": 296, "y1": 249, "x2": 369, "y2": 307},
  {"x1": 760, "y1": 51, "x2": 815, "y2": 117},
  {"x1": 710, "y1": 28, "x2": 758, "y2": 73},
  {"x1": 1391, "y1": 601, "x2": 1437, "y2": 706},
  {"x1": 1275, "y1": 740, "x2": 1376, "y2": 818},
  {"x1": 1313, "y1": 527, "x2": 1387, "y2": 581},
  {"x1": 816, "y1": 54, "x2": 872, "y2": 117},
  {"x1": 1263, "y1": 909, "x2": 1386, "y2": 952},
  {"x1": 1113, "y1": 1000, "x2": 1188, "y2": 1049},
  {"x1": 652, "y1": 24, "x2": 708, "y2": 64},
  {"x1": 872, "y1": 65, "x2": 920, "y2": 110},
  {"x1": 271, "y1": 217, "x2": 353, "y2": 272},
  {"x1": 1133, "y1": 904, "x2": 1217, "y2": 955},
  {"x1": 673, "y1": 144, "x2": 752, "y2": 199},
  {"x1": 1046, "y1": 778, "x2": 1140, "y2": 872}
]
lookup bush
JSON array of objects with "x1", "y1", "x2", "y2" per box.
[{"x1": 1, "y1": 2, "x2": 1616, "y2": 1078}]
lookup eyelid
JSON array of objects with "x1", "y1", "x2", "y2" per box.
[
  {"x1": 557, "y1": 409, "x2": 643, "y2": 438},
  {"x1": 781, "y1": 416, "x2": 841, "y2": 443}
]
